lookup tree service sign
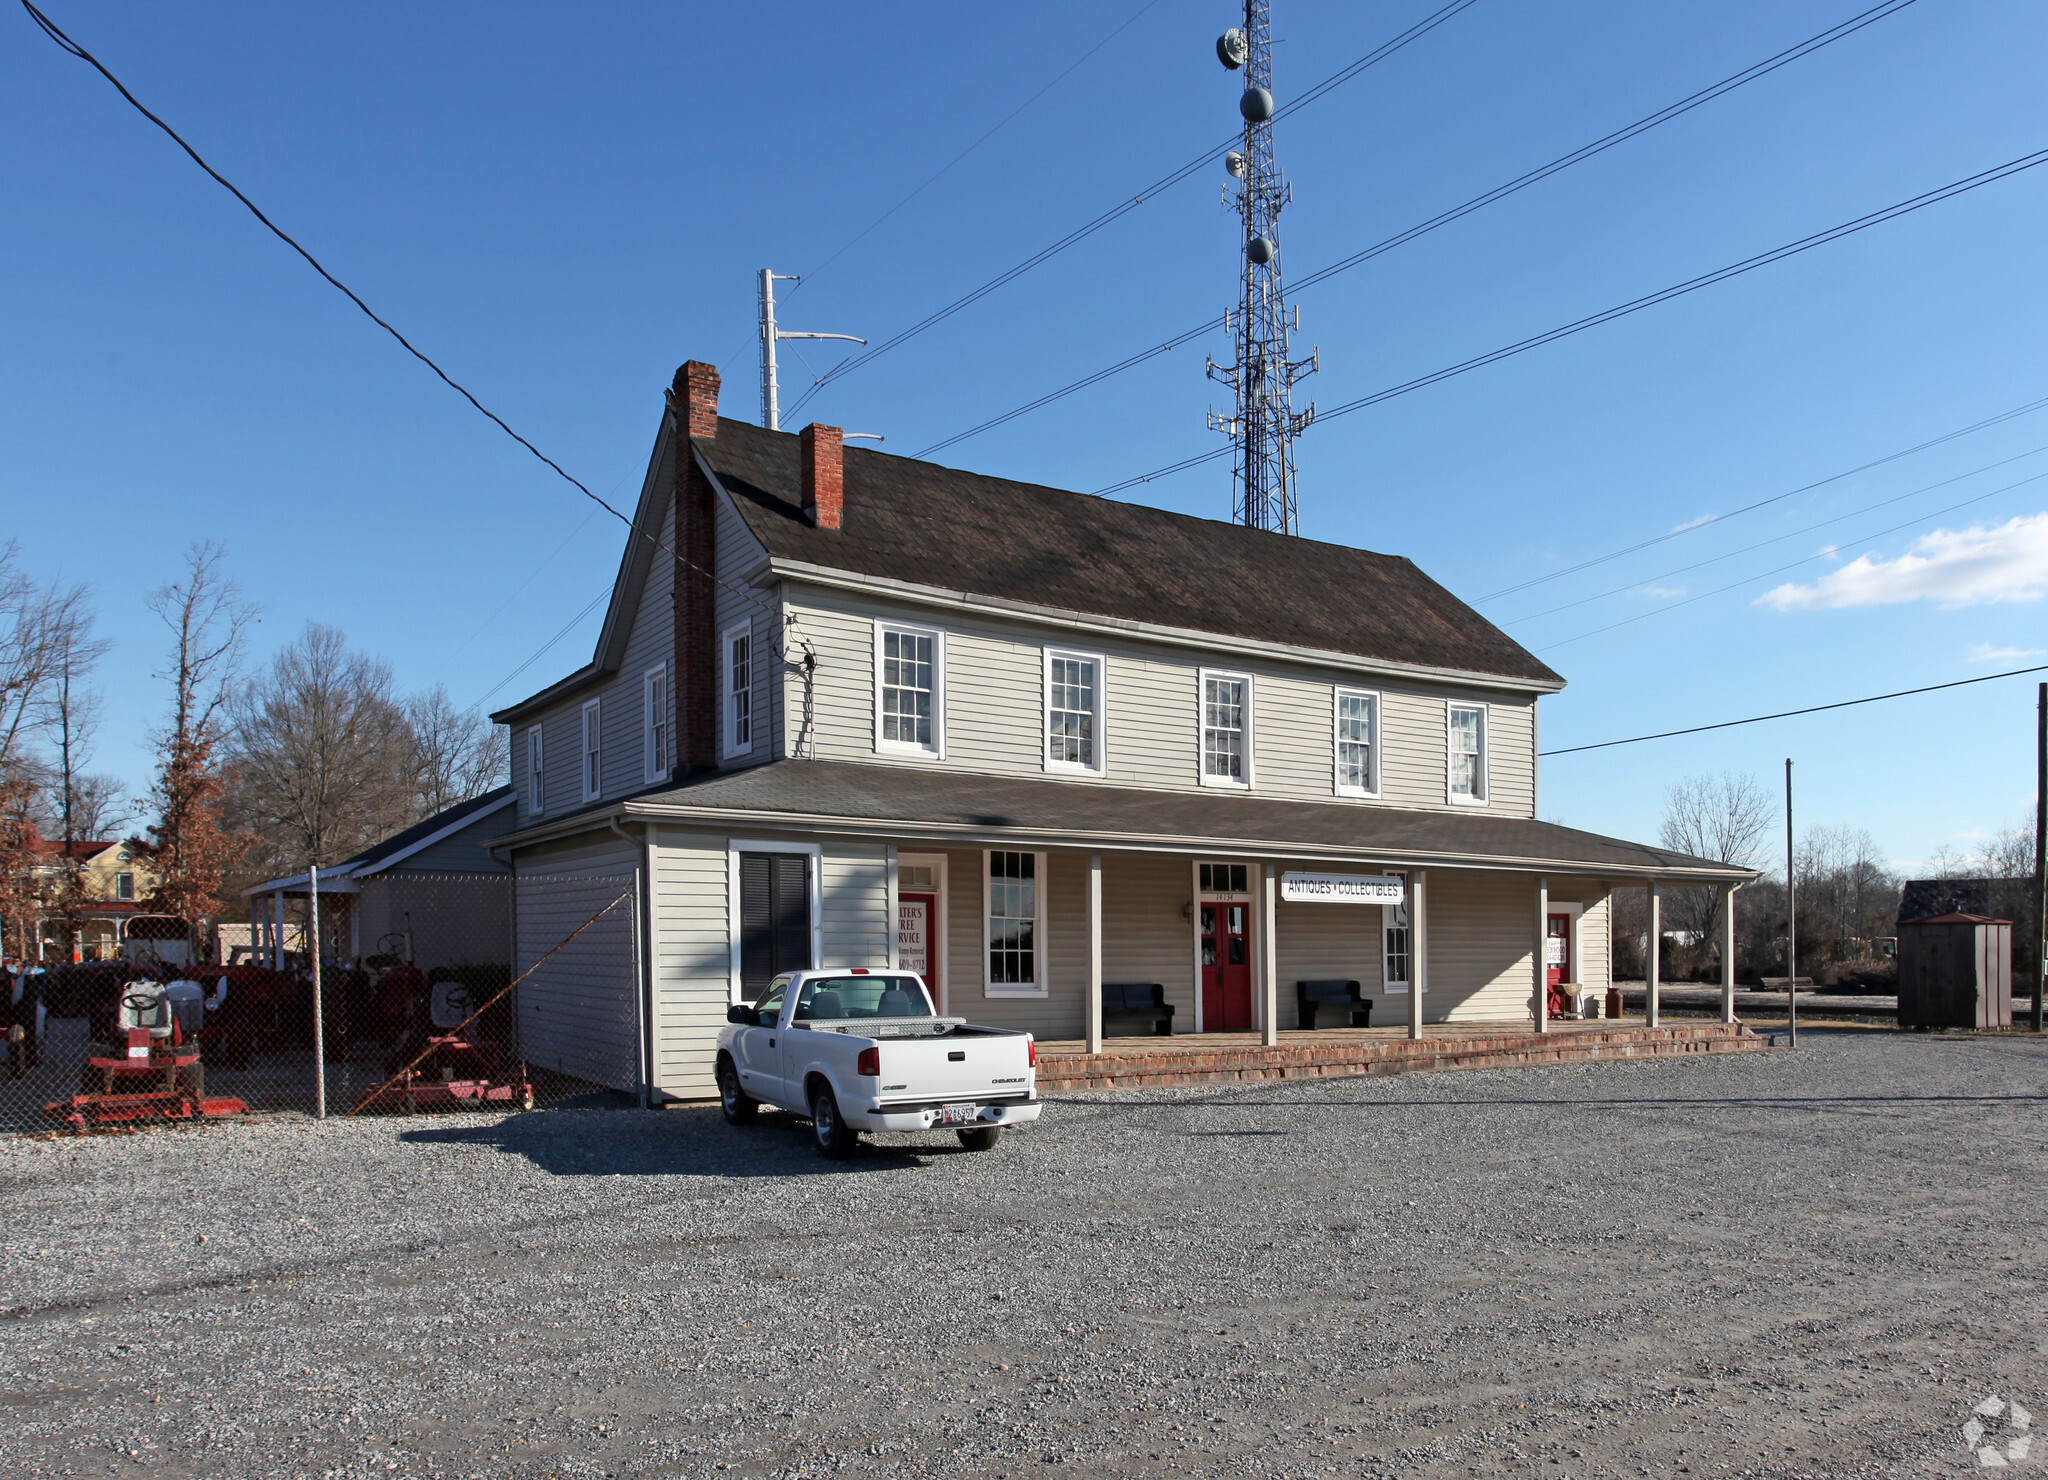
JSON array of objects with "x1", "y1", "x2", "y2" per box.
[{"x1": 1280, "y1": 872, "x2": 1405, "y2": 904}]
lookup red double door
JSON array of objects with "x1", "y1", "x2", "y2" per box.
[{"x1": 1200, "y1": 903, "x2": 1253, "y2": 1032}]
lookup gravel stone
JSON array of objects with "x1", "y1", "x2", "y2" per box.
[{"x1": 2, "y1": 1028, "x2": 2043, "y2": 1479}]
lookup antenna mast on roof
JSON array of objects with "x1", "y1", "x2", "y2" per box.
[
  {"x1": 1206, "y1": 0, "x2": 1317, "y2": 535},
  {"x1": 758, "y1": 269, "x2": 866, "y2": 431}
]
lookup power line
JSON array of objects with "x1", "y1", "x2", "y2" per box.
[
  {"x1": 1532, "y1": 467, "x2": 2048, "y2": 651},
  {"x1": 916, "y1": 0, "x2": 1922, "y2": 460},
  {"x1": 1504, "y1": 441, "x2": 2048, "y2": 625},
  {"x1": 781, "y1": 0, "x2": 1479, "y2": 421},
  {"x1": 1092, "y1": 143, "x2": 2048, "y2": 497},
  {"x1": 19, "y1": 0, "x2": 804, "y2": 686},
  {"x1": 1541, "y1": 663, "x2": 2048, "y2": 756}
]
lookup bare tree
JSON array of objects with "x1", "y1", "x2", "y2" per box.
[
  {"x1": 41, "y1": 622, "x2": 112, "y2": 953},
  {"x1": 145, "y1": 542, "x2": 256, "y2": 928},
  {"x1": 405, "y1": 685, "x2": 509, "y2": 816},
  {"x1": 224, "y1": 622, "x2": 418, "y2": 879},
  {"x1": 64, "y1": 774, "x2": 134, "y2": 846},
  {"x1": 1656, "y1": 772, "x2": 1774, "y2": 976},
  {"x1": 0, "y1": 541, "x2": 96, "y2": 789}
]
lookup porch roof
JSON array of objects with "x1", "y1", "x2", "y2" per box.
[{"x1": 519, "y1": 759, "x2": 1752, "y2": 882}]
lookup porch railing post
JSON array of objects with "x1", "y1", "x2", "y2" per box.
[
  {"x1": 1260, "y1": 863, "x2": 1278, "y2": 1047},
  {"x1": 1534, "y1": 876, "x2": 1549, "y2": 1033},
  {"x1": 1086, "y1": 853, "x2": 1103, "y2": 1056},
  {"x1": 1646, "y1": 880, "x2": 1662, "y2": 1028},
  {"x1": 1409, "y1": 870, "x2": 1427, "y2": 1042},
  {"x1": 1721, "y1": 881, "x2": 1738, "y2": 1024}
]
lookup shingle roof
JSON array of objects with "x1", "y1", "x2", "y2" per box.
[
  {"x1": 337, "y1": 786, "x2": 515, "y2": 872},
  {"x1": 582, "y1": 759, "x2": 1749, "y2": 881},
  {"x1": 699, "y1": 420, "x2": 1563, "y2": 688}
]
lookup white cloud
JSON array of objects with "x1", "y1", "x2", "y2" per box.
[
  {"x1": 1968, "y1": 642, "x2": 2047, "y2": 664},
  {"x1": 1670, "y1": 514, "x2": 1714, "y2": 534},
  {"x1": 1757, "y1": 513, "x2": 2048, "y2": 611}
]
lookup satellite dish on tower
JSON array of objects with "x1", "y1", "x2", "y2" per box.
[
  {"x1": 1224, "y1": 150, "x2": 1247, "y2": 178},
  {"x1": 1246, "y1": 234, "x2": 1276, "y2": 265},
  {"x1": 1217, "y1": 28, "x2": 1248, "y2": 69},
  {"x1": 1239, "y1": 86, "x2": 1275, "y2": 123}
]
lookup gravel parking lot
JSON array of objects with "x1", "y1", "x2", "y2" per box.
[{"x1": 2, "y1": 1029, "x2": 2043, "y2": 1480}]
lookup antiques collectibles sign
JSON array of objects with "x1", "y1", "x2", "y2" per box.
[{"x1": 1279, "y1": 872, "x2": 1405, "y2": 904}]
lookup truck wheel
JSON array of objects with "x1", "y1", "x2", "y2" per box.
[
  {"x1": 809, "y1": 1083, "x2": 859, "y2": 1159},
  {"x1": 715, "y1": 1056, "x2": 757, "y2": 1126},
  {"x1": 957, "y1": 1126, "x2": 1003, "y2": 1152}
]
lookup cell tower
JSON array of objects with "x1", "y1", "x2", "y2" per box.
[{"x1": 1207, "y1": 1, "x2": 1317, "y2": 535}]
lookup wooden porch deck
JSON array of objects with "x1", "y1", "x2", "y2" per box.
[{"x1": 1033, "y1": 1019, "x2": 1776, "y2": 1092}]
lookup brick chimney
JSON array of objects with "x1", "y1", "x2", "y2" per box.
[
  {"x1": 800, "y1": 423, "x2": 844, "y2": 530},
  {"x1": 670, "y1": 361, "x2": 720, "y2": 774},
  {"x1": 672, "y1": 360, "x2": 720, "y2": 440}
]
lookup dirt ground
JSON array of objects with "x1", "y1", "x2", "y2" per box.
[{"x1": 2, "y1": 1028, "x2": 2043, "y2": 1480}]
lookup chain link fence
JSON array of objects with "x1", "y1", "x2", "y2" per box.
[{"x1": 1, "y1": 873, "x2": 639, "y2": 1135}]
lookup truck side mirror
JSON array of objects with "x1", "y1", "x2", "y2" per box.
[{"x1": 726, "y1": 1004, "x2": 758, "y2": 1026}]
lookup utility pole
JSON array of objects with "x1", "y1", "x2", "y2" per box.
[
  {"x1": 1207, "y1": 1, "x2": 1317, "y2": 534},
  {"x1": 758, "y1": 270, "x2": 865, "y2": 432},
  {"x1": 1785, "y1": 758, "x2": 1798, "y2": 1047},
  {"x1": 2034, "y1": 682, "x2": 2045, "y2": 1032}
]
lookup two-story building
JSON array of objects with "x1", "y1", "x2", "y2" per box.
[{"x1": 490, "y1": 361, "x2": 1751, "y2": 1100}]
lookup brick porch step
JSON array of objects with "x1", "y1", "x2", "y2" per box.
[{"x1": 1034, "y1": 1022, "x2": 1777, "y2": 1093}]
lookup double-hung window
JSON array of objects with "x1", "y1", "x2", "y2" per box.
[
  {"x1": 1383, "y1": 902, "x2": 1411, "y2": 992},
  {"x1": 876, "y1": 622, "x2": 942, "y2": 757},
  {"x1": 724, "y1": 621, "x2": 753, "y2": 759},
  {"x1": 1044, "y1": 648, "x2": 1104, "y2": 776},
  {"x1": 1447, "y1": 703, "x2": 1488, "y2": 805},
  {"x1": 581, "y1": 698, "x2": 602, "y2": 802},
  {"x1": 1334, "y1": 687, "x2": 1380, "y2": 797},
  {"x1": 643, "y1": 664, "x2": 669, "y2": 784},
  {"x1": 1199, "y1": 669, "x2": 1253, "y2": 788},
  {"x1": 526, "y1": 725, "x2": 545, "y2": 816},
  {"x1": 116, "y1": 871, "x2": 135, "y2": 901},
  {"x1": 984, "y1": 850, "x2": 1046, "y2": 997}
]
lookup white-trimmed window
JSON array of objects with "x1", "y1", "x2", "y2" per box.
[
  {"x1": 1199, "y1": 669, "x2": 1253, "y2": 788},
  {"x1": 116, "y1": 871, "x2": 135, "y2": 901},
  {"x1": 1043, "y1": 647, "x2": 1104, "y2": 776},
  {"x1": 643, "y1": 663, "x2": 669, "y2": 784},
  {"x1": 581, "y1": 698, "x2": 602, "y2": 802},
  {"x1": 875, "y1": 622, "x2": 943, "y2": 757},
  {"x1": 1383, "y1": 902, "x2": 1411, "y2": 992},
  {"x1": 1334, "y1": 687, "x2": 1380, "y2": 797},
  {"x1": 724, "y1": 621, "x2": 754, "y2": 760},
  {"x1": 526, "y1": 725, "x2": 545, "y2": 816},
  {"x1": 1447, "y1": 703, "x2": 1488, "y2": 804},
  {"x1": 984, "y1": 849, "x2": 1046, "y2": 997}
]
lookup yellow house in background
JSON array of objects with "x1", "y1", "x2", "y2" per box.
[{"x1": 19, "y1": 836, "x2": 163, "y2": 961}]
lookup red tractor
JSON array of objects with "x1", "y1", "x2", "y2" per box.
[
  {"x1": 353, "y1": 974, "x2": 531, "y2": 1114},
  {"x1": 48, "y1": 975, "x2": 248, "y2": 1131}
]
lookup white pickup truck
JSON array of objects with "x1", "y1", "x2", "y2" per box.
[{"x1": 715, "y1": 969, "x2": 1041, "y2": 1157}]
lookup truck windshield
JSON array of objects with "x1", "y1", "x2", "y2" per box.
[{"x1": 792, "y1": 976, "x2": 933, "y2": 1021}]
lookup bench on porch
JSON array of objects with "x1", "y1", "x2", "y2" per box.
[
  {"x1": 1296, "y1": 979, "x2": 1371, "y2": 1030},
  {"x1": 1102, "y1": 983, "x2": 1175, "y2": 1036}
]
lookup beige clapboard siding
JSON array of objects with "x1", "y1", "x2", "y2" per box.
[
  {"x1": 781, "y1": 585, "x2": 1539, "y2": 816},
  {"x1": 1274, "y1": 900, "x2": 1385, "y2": 1027},
  {"x1": 1548, "y1": 878, "x2": 1613, "y2": 992},
  {"x1": 515, "y1": 858, "x2": 641, "y2": 1091},
  {"x1": 598, "y1": 498, "x2": 676, "y2": 796},
  {"x1": 713, "y1": 494, "x2": 774, "y2": 767},
  {"x1": 648, "y1": 827, "x2": 731, "y2": 1099},
  {"x1": 1100, "y1": 853, "x2": 1197, "y2": 1029},
  {"x1": 1427, "y1": 870, "x2": 1538, "y2": 1022},
  {"x1": 821, "y1": 846, "x2": 892, "y2": 968}
]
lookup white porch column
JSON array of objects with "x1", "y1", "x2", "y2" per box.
[
  {"x1": 272, "y1": 890, "x2": 285, "y2": 970},
  {"x1": 1409, "y1": 870, "x2": 1428, "y2": 1041},
  {"x1": 1646, "y1": 881, "x2": 1662, "y2": 1028},
  {"x1": 1720, "y1": 881, "x2": 1738, "y2": 1024},
  {"x1": 1260, "y1": 863, "x2": 1279, "y2": 1047},
  {"x1": 1086, "y1": 854, "x2": 1104, "y2": 1056},
  {"x1": 1533, "y1": 876, "x2": 1550, "y2": 1033}
]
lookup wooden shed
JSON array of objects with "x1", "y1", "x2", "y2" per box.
[{"x1": 1897, "y1": 913, "x2": 2012, "y2": 1029}]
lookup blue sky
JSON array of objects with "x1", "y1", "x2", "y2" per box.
[{"x1": 5, "y1": 0, "x2": 2045, "y2": 867}]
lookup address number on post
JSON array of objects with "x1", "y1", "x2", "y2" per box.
[{"x1": 1279, "y1": 872, "x2": 1405, "y2": 904}]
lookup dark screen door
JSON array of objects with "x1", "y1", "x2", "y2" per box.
[{"x1": 740, "y1": 852, "x2": 811, "y2": 1001}]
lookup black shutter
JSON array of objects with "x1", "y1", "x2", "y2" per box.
[{"x1": 739, "y1": 852, "x2": 812, "y2": 1001}]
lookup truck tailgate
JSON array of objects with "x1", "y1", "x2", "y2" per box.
[{"x1": 870, "y1": 1034, "x2": 1032, "y2": 1103}]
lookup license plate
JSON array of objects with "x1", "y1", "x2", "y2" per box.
[{"x1": 936, "y1": 1103, "x2": 979, "y2": 1125}]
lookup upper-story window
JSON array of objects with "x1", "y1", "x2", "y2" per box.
[
  {"x1": 581, "y1": 698, "x2": 602, "y2": 802},
  {"x1": 1199, "y1": 669, "x2": 1253, "y2": 788},
  {"x1": 644, "y1": 664, "x2": 669, "y2": 784},
  {"x1": 116, "y1": 871, "x2": 135, "y2": 901},
  {"x1": 1044, "y1": 648, "x2": 1104, "y2": 776},
  {"x1": 875, "y1": 622, "x2": 942, "y2": 758},
  {"x1": 724, "y1": 621, "x2": 753, "y2": 760},
  {"x1": 526, "y1": 725, "x2": 545, "y2": 816},
  {"x1": 1334, "y1": 687, "x2": 1380, "y2": 797},
  {"x1": 1447, "y1": 702, "x2": 1488, "y2": 805}
]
